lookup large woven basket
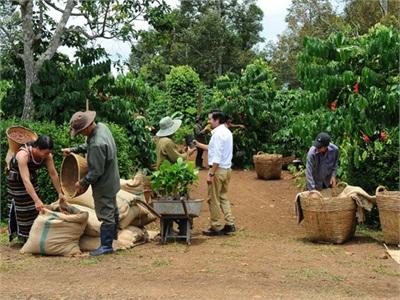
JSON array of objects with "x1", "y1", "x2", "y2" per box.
[
  {"x1": 5, "y1": 126, "x2": 38, "y2": 169},
  {"x1": 300, "y1": 185, "x2": 356, "y2": 244},
  {"x1": 376, "y1": 186, "x2": 400, "y2": 245},
  {"x1": 60, "y1": 153, "x2": 89, "y2": 198},
  {"x1": 6, "y1": 126, "x2": 38, "y2": 152},
  {"x1": 253, "y1": 152, "x2": 282, "y2": 180}
]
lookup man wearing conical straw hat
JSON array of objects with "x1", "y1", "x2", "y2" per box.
[
  {"x1": 155, "y1": 116, "x2": 196, "y2": 169},
  {"x1": 63, "y1": 111, "x2": 120, "y2": 256}
]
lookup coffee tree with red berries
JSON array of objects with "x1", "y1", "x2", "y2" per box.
[{"x1": 276, "y1": 24, "x2": 399, "y2": 192}]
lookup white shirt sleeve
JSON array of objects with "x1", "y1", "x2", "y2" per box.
[{"x1": 210, "y1": 133, "x2": 224, "y2": 165}]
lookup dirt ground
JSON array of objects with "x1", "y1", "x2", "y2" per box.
[{"x1": 1, "y1": 170, "x2": 399, "y2": 300}]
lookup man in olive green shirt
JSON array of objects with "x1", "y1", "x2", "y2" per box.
[
  {"x1": 63, "y1": 110, "x2": 120, "y2": 256},
  {"x1": 156, "y1": 117, "x2": 195, "y2": 168},
  {"x1": 155, "y1": 116, "x2": 195, "y2": 238}
]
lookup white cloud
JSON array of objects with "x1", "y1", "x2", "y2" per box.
[{"x1": 257, "y1": 0, "x2": 291, "y2": 43}]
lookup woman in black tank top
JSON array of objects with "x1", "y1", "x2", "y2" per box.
[{"x1": 7, "y1": 135, "x2": 66, "y2": 242}]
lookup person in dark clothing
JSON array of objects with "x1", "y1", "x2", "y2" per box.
[
  {"x1": 7, "y1": 135, "x2": 66, "y2": 242},
  {"x1": 63, "y1": 111, "x2": 120, "y2": 256},
  {"x1": 193, "y1": 116, "x2": 206, "y2": 169},
  {"x1": 306, "y1": 132, "x2": 339, "y2": 191}
]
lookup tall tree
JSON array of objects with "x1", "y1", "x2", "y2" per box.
[
  {"x1": 130, "y1": 0, "x2": 264, "y2": 85},
  {"x1": 0, "y1": 0, "x2": 166, "y2": 120},
  {"x1": 265, "y1": 0, "x2": 343, "y2": 88},
  {"x1": 342, "y1": 0, "x2": 400, "y2": 35}
]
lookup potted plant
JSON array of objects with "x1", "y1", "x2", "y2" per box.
[
  {"x1": 151, "y1": 158, "x2": 199, "y2": 201},
  {"x1": 150, "y1": 158, "x2": 202, "y2": 244}
]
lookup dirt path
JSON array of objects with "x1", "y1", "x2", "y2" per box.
[{"x1": 1, "y1": 170, "x2": 399, "y2": 299}]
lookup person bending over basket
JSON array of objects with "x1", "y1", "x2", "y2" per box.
[
  {"x1": 7, "y1": 135, "x2": 67, "y2": 242},
  {"x1": 306, "y1": 132, "x2": 339, "y2": 191},
  {"x1": 63, "y1": 111, "x2": 120, "y2": 256}
]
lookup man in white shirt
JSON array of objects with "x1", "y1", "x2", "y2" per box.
[{"x1": 194, "y1": 111, "x2": 236, "y2": 236}]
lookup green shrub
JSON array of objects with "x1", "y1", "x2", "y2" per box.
[
  {"x1": 206, "y1": 59, "x2": 276, "y2": 168},
  {"x1": 165, "y1": 65, "x2": 202, "y2": 124},
  {"x1": 0, "y1": 119, "x2": 134, "y2": 221},
  {"x1": 174, "y1": 124, "x2": 194, "y2": 145},
  {"x1": 151, "y1": 158, "x2": 199, "y2": 199}
]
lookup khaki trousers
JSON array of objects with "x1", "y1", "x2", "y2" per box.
[{"x1": 207, "y1": 168, "x2": 235, "y2": 230}]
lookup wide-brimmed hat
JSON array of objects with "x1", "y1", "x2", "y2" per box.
[
  {"x1": 156, "y1": 117, "x2": 182, "y2": 137},
  {"x1": 69, "y1": 111, "x2": 96, "y2": 137},
  {"x1": 314, "y1": 132, "x2": 331, "y2": 148}
]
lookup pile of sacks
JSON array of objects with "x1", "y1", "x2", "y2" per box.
[{"x1": 21, "y1": 175, "x2": 158, "y2": 256}]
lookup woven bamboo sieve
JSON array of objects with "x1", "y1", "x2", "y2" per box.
[
  {"x1": 60, "y1": 153, "x2": 89, "y2": 198},
  {"x1": 376, "y1": 186, "x2": 400, "y2": 245},
  {"x1": 253, "y1": 152, "x2": 282, "y2": 180}
]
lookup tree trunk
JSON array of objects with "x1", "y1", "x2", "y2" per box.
[
  {"x1": 21, "y1": 0, "x2": 36, "y2": 120},
  {"x1": 20, "y1": 0, "x2": 76, "y2": 120},
  {"x1": 22, "y1": 64, "x2": 37, "y2": 120}
]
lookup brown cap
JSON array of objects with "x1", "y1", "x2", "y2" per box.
[{"x1": 69, "y1": 111, "x2": 96, "y2": 137}]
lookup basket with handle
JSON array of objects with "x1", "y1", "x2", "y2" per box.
[
  {"x1": 299, "y1": 185, "x2": 356, "y2": 244},
  {"x1": 60, "y1": 153, "x2": 89, "y2": 198},
  {"x1": 376, "y1": 186, "x2": 400, "y2": 245},
  {"x1": 253, "y1": 152, "x2": 282, "y2": 180}
]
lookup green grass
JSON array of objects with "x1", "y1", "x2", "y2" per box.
[
  {"x1": 374, "y1": 264, "x2": 400, "y2": 277},
  {"x1": 356, "y1": 225, "x2": 384, "y2": 241},
  {"x1": 79, "y1": 257, "x2": 102, "y2": 266},
  {"x1": 200, "y1": 267, "x2": 217, "y2": 273},
  {"x1": 289, "y1": 267, "x2": 316, "y2": 279},
  {"x1": 151, "y1": 258, "x2": 171, "y2": 268},
  {"x1": 0, "y1": 256, "x2": 35, "y2": 272},
  {"x1": 287, "y1": 267, "x2": 346, "y2": 282},
  {"x1": 0, "y1": 232, "x2": 9, "y2": 246}
]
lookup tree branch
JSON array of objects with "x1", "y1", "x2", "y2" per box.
[
  {"x1": 18, "y1": 0, "x2": 29, "y2": 6},
  {"x1": 34, "y1": 0, "x2": 44, "y2": 41},
  {"x1": 35, "y1": 0, "x2": 77, "y2": 71},
  {"x1": 67, "y1": 26, "x2": 115, "y2": 40},
  {"x1": 42, "y1": 0, "x2": 84, "y2": 16}
]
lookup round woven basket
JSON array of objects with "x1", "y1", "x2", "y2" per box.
[
  {"x1": 300, "y1": 186, "x2": 356, "y2": 244},
  {"x1": 5, "y1": 126, "x2": 38, "y2": 170},
  {"x1": 376, "y1": 186, "x2": 400, "y2": 245},
  {"x1": 60, "y1": 153, "x2": 89, "y2": 198},
  {"x1": 6, "y1": 126, "x2": 38, "y2": 152},
  {"x1": 253, "y1": 152, "x2": 282, "y2": 180}
]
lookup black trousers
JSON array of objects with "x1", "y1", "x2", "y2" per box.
[{"x1": 195, "y1": 148, "x2": 204, "y2": 168}]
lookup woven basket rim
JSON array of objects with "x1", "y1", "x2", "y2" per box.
[
  {"x1": 6, "y1": 125, "x2": 38, "y2": 142},
  {"x1": 60, "y1": 153, "x2": 87, "y2": 197}
]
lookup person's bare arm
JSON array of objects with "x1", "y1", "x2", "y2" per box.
[
  {"x1": 16, "y1": 152, "x2": 43, "y2": 211},
  {"x1": 193, "y1": 140, "x2": 208, "y2": 151},
  {"x1": 45, "y1": 154, "x2": 67, "y2": 210}
]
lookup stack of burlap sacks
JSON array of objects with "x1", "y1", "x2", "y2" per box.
[{"x1": 21, "y1": 173, "x2": 158, "y2": 256}]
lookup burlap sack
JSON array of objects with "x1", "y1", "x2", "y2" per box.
[
  {"x1": 20, "y1": 206, "x2": 88, "y2": 256},
  {"x1": 65, "y1": 189, "x2": 155, "y2": 229},
  {"x1": 130, "y1": 204, "x2": 157, "y2": 227},
  {"x1": 120, "y1": 172, "x2": 144, "y2": 194},
  {"x1": 70, "y1": 205, "x2": 101, "y2": 237},
  {"x1": 79, "y1": 226, "x2": 145, "y2": 251},
  {"x1": 118, "y1": 226, "x2": 145, "y2": 245},
  {"x1": 79, "y1": 236, "x2": 125, "y2": 251},
  {"x1": 117, "y1": 190, "x2": 140, "y2": 228},
  {"x1": 67, "y1": 186, "x2": 95, "y2": 208}
]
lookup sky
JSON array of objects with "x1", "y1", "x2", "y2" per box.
[{"x1": 58, "y1": 0, "x2": 293, "y2": 73}]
